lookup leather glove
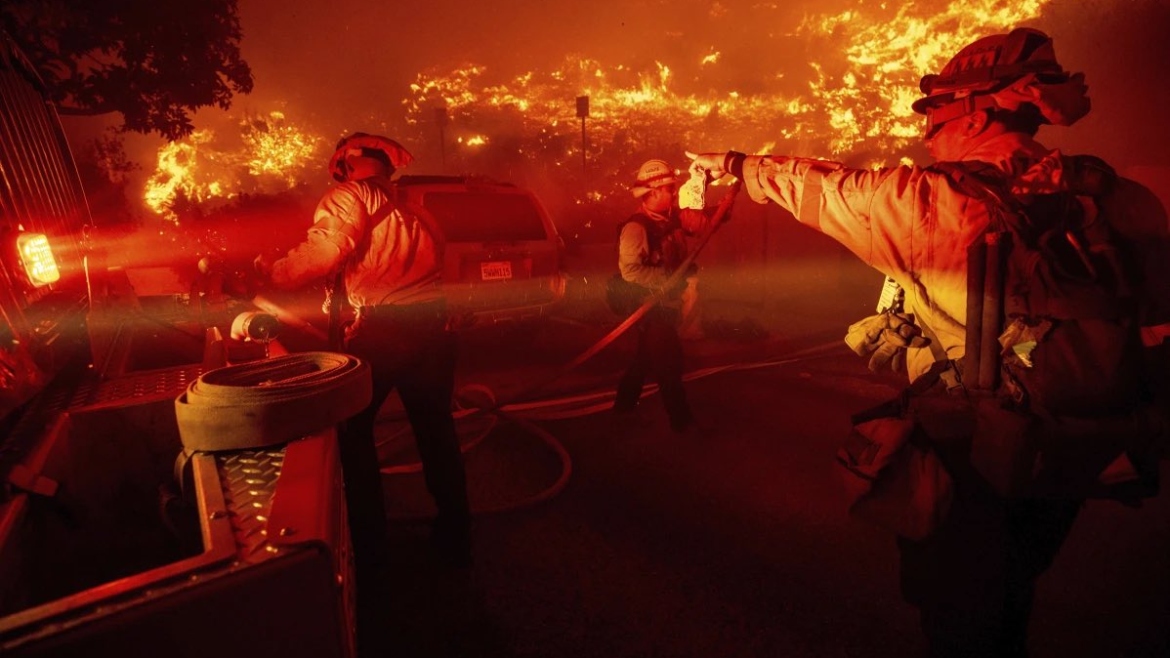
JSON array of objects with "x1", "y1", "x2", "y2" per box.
[
  {"x1": 685, "y1": 151, "x2": 733, "y2": 180},
  {"x1": 253, "y1": 252, "x2": 275, "y2": 278},
  {"x1": 844, "y1": 312, "x2": 930, "y2": 373},
  {"x1": 845, "y1": 314, "x2": 889, "y2": 356}
]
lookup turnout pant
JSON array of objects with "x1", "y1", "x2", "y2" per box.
[
  {"x1": 898, "y1": 434, "x2": 1082, "y2": 658},
  {"x1": 614, "y1": 304, "x2": 694, "y2": 431},
  {"x1": 338, "y1": 300, "x2": 470, "y2": 648},
  {"x1": 891, "y1": 390, "x2": 1083, "y2": 658}
]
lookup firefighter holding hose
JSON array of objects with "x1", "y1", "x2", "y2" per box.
[
  {"x1": 254, "y1": 133, "x2": 471, "y2": 655},
  {"x1": 608, "y1": 158, "x2": 717, "y2": 435}
]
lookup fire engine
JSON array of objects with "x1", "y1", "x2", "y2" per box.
[{"x1": 0, "y1": 31, "x2": 356, "y2": 657}]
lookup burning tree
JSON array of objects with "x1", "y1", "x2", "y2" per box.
[
  {"x1": 144, "y1": 112, "x2": 324, "y2": 223},
  {"x1": 139, "y1": 112, "x2": 323, "y2": 269}
]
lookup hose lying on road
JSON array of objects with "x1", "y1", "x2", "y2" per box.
[
  {"x1": 175, "y1": 351, "x2": 371, "y2": 452},
  {"x1": 377, "y1": 338, "x2": 846, "y2": 518},
  {"x1": 510, "y1": 181, "x2": 743, "y2": 407},
  {"x1": 378, "y1": 182, "x2": 745, "y2": 517}
]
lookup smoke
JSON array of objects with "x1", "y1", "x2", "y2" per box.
[
  {"x1": 1038, "y1": 0, "x2": 1170, "y2": 169},
  {"x1": 67, "y1": 0, "x2": 1170, "y2": 231},
  {"x1": 209, "y1": 0, "x2": 1170, "y2": 162}
]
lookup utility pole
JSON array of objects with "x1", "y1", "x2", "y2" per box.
[
  {"x1": 576, "y1": 95, "x2": 589, "y2": 175},
  {"x1": 434, "y1": 107, "x2": 449, "y2": 171}
]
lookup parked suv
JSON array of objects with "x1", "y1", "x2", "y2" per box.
[{"x1": 396, "y1": 175, "x2": 567, "y2": 325}]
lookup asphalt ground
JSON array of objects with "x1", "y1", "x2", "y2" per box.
[{"x1": 367, "y1": 281, "x2": 1170, "y2": 658}]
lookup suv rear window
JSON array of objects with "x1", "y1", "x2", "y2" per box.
[{"x1": 423, "y1": 191, "x2": 548, "y2": 243}]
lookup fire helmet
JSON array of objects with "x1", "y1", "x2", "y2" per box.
[
  {"x1": 329, "y1": 132, "x2": 414, "y2": 182},
  {"x1": 912, "y1": 28, "x2": 1090, "y2": 134},
  {"x1": 631, "y1": 159, "x2": 679, "y2": 198}
]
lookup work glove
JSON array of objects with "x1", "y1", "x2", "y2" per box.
[
  {"x1": 678, "y1": 162, "x2": 709, "y2": 210},
  {"x1": 844, "y1": 311, "x2": 930, "y2": 373},
  {"x1": 685, "y1": 150, "x2": 735, "y2": 180},
  {"x1": 253, "y1": 252, "x2": 275, "y2": 278}
]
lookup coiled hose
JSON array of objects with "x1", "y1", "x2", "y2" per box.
[{"x1": 175, "y1": 351, "x2": 371, "y2": 452}]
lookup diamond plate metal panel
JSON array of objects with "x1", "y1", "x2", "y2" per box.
[
  {"x1": 67, "y1": 364, "x2": 204, "y2": 410},
  {"x1": 217, "y1": 449, "x2": 285, "y2": 562}
]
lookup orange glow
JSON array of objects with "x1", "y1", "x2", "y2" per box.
[
  {"x1": 801, "y1": 0, "x2": 1053, "y2": 156},
  {"x1": 144, "y1": 112, "x2": 322, "y2": 220},
  {"x1": 145, "y1": 129, "x2": 215, "y2": 220},
  {"x1": 242, "y1": 111, "x2": 319, "y2": 183},
  {"x1": 137, "y1": 1, "x2": 1053, "y2": 223},
  {"x1": 402, "y1": 0, "x2": 1049, "y2": 167}
]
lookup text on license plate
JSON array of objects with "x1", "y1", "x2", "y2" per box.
[{"x1": 480, "y1": 261, "x2": 513, "y2": 281}]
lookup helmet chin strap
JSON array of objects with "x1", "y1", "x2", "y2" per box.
[{"x1": 925, "y1": 94, "x2": 999, "y2": 137}]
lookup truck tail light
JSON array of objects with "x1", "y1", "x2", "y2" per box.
[{"x1": 17, "y1": 233, "x2": 60, "y2": 286}]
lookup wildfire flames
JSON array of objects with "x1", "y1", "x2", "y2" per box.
[
  {"x1": 145, "y1": 0, "x2": 1049, "y2": 216},
  {"x1": 402, "y1": 0, "x2": 1050, "y2": 169},
  {"x1": 144, "y1": 112, "x2": 322, "y2": 221}
]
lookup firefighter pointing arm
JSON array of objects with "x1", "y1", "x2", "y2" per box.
[{"x1": 688, "y1": 27, "x2": 1170, "y2": 657}]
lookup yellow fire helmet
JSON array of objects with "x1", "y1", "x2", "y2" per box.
[
  {"x1": 329, "y1": 132, "x2": 414, "y2": 182},
  {"x1": 913, "y1": 27, "x2": 1090, "y2": 133}
]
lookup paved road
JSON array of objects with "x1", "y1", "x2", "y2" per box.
[{"x1": 369, "y1": 287, "x2": 1170, "y2": 658}]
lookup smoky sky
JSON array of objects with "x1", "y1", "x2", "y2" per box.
[
  {"x1": 232, "y1": 0, "x2": 811, "y2": 126},
  {"x1": 100, "y1": 0, "x2": 1170, "y2": 186}
]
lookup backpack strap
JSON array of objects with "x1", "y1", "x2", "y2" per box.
[
  {"x1": 616, "y1": 212, "x2": 673, "y2": 255},
  {"x1": 849, "y1": 359, "x2": 954, "y2": 425},
  {"x1": 916, "y1": 321, "x2": 963, "y2": 392},
  {"x1": 931, "y1": 161, "x2": 1017, "y2": 232},
  {"x1": 931, "y1": 162, "x2": 1012, "y2": 392}
]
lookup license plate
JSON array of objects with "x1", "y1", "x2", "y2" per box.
[{"x1": 480, "y1": 260, "x2": 513, "y2": 281}]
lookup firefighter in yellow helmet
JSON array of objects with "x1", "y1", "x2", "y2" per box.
[
  {"x1": 254, "y1": 132, "x2": 471, "y2": 653},
  {"x1": 611, "y1": 158, "x2": 715, "y2": 434},
  {"x1": 689, "y1": 28, "x2": 1170, "y2": 657}
]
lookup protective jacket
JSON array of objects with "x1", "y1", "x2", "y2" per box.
[
  {"x1": 738, "y1": 132, "x2": 1170, "y2": 382},
  {"x1": 269, "y1": 176, "x2": 443, "y2": 309},
  {"x1": 618, "y1": 207, "x2": 710, "y2": 294}
]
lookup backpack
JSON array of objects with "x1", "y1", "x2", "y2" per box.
[{"x1": 935, "y1": 156, "x2": 1163, "y2": 501}]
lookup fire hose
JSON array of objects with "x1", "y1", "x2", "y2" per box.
[
  {"x1": 378, "y1": 182, "x2": 749, "y2": 517},
  {"x1": 174, "y1": 351, "x2": 371, "y2": 452},
  {"x1": 511, "y1": 180, "x2": 744, "y2": 405},
  {"x1": 175, "y1": 182, "x2": 796, "y2": 517}
]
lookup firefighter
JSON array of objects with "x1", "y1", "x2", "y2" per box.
[
  {"x1": 612, "y1": 159, "x2": 715, "y2": 433},
  {"x1": 254, "y1": 132, "x2": 471, "y2": 650},
  {"x1": 689, "y1": 28, "x2": 1170, "y2": 657}
]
